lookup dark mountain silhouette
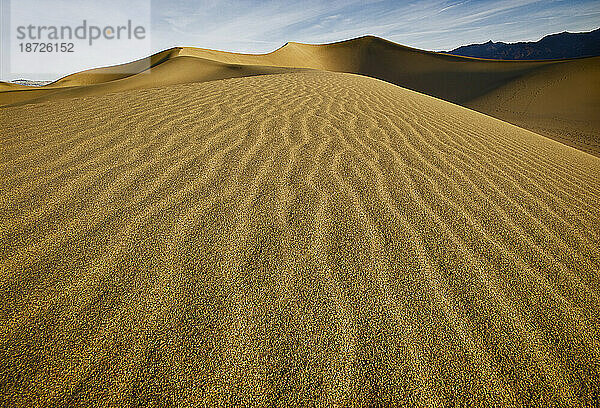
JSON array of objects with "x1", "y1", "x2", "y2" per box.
[{"x1": 448, "y1": 27, "x2": 600, "y2": 60}]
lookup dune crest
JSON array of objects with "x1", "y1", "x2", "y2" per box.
[
  {"x1": 2, "y1": 35, "x2": 598, "y2": 156},
  {"x1": 1, "y1": 72, "x2": 599, "y2": 406}
]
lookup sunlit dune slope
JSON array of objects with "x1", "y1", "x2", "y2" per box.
[
  {"x1": 0, "y1": 82, "x2": 29, "y2": 91},
  {"x1": 2, "y1": 36, "x2": 598, "y2": 155},
  {"x1": 2, "y1": 36, "x2": 567, "y2": 104},
  {"x1": 179, "y1": 36, "x2": 556, "y2": 104},
  {"x1": 0, "y1": 56, "x2": 308, "y2": 106},
  {"x1": 0, "y1": 48, "x2": 181, "y2": 100},
  {"x1": 49, "y1": 48, "x2": 183, "y2": 87},
  {"x1": 2, "y1": 72, "x2": 599, "y2": 406}
]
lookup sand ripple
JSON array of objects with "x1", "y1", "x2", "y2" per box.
[{"x1": 1, "y1": 72, "x2": 599, "y2": 406}]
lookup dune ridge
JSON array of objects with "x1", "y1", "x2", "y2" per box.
[
  {"x1": 1, "y1": 72, "x2": 599, "y2": 406},
  {"x1": 2, "y1": 36, "x2": 598, "y2": 156}
]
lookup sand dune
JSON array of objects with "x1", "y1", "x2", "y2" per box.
[
  {"x1": 1, "y1": 71, "x2": 599, "y2": 406},
  {"x1": 0, "y1": 49, "x2": 179, "y2": 99},
  {"x1": 49, "y1": 48, "x2": 182, "y2": 87},
  {"x1": 468, "y1": 56, "x2": 600, "y2": 156},
  {"x1": 0, "y1": 56, "x2": 308, "y2": 106},
  {"x1": 2, "y1": 36, "x2": 597, "y2": 155},
  {"x1": 0, "y1": 82, "x2": 29, "y2": 91}
]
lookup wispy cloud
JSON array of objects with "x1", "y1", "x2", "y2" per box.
[
  {"x1": 3, "y1": 0, "x2": 599, "y2": 80},
  {"x1": 150, "y1": 0, "x2": 599, "y2": 52},
  {"x1": 439, "y1": 1, "x2": 468, "y2": 13}
]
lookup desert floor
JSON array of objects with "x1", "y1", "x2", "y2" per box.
[{"x1": 1, "y1": 52, "x2": 600, "y2": 406}]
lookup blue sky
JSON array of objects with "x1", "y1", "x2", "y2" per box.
[
  {"x1": 150, "y1": 0, "x2": 600, "y2": 52},
  {"x1": 1, "y1": 0, "x2": 599, "y2": 80}
]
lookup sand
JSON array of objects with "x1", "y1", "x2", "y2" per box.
[
  {"x1": 2, "y1": 36, "x2": 598, "y2": 156},
  {"x1": 468, "y1": 57, "x2": 600, "y2": 156},
  {"x1": 1, "y1": 71, "x2": 600, "y2": 406},
  {"x1": 0, "y1": 82, "x2": 28, "y2": 91}
]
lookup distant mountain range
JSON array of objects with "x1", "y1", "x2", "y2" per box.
[{"x1": 448, "y1": 28, "x2": 600, "y2": 60}]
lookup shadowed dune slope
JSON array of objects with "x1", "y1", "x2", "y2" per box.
[
  {"x1": 2, "y1": 36, "x2": 598, "y2": 154},
  {"x1": 0, "y1": 48, "x2": 182, "y2": 100},
  {"x1": 0, "y1": 56, "x2": 309, "y2": 106},
  {"x1": 1, "y1": 36, "x2": 565, "y2": 104},
  {"x1": 180, "y1": 36, "x2": 555, "y2": 103},
  {"x1": 48, "y1": 48, "x2": 183, "y2": 87},
  {"x1": 468, "y1": 56, "x2": 600, "y2": 156},
  {"x1": 1, "y1": 72, "x2": 600, "y2": 406},
  {"x1": 151, "y1": 38, "x2": 600, "y2": 155}
]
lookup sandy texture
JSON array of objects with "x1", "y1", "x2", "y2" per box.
[
  {"x1": 0, "y1": 57, "x2": 309, "y2": 107},
  {"x1": 2, "y1": 36, "x2": 598, "y2": 156},
  {"x1": 0, "y1": 82, "x2": 29, "y2": 91},
  {"x1": 468, "y1": 57, "x2": 600, "y2": 156},
  {"x1": 1, "y1": 72, "x2": 600, "y2": 406}
]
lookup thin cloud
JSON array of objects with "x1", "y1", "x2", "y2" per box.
[
  {"x1": 439, "y1": 1, "x2": 468, "y2": 13},
  {"x1": 3, "y1": 0, "x2": 599, "y2": 79}
]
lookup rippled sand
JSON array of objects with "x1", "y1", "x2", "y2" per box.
[
  {"x1": 2, "y1": 36, "x2": 598, "y2": 156},
  {"x1": 1, "y1": 72, "x2": 599, "y2": 406}
]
